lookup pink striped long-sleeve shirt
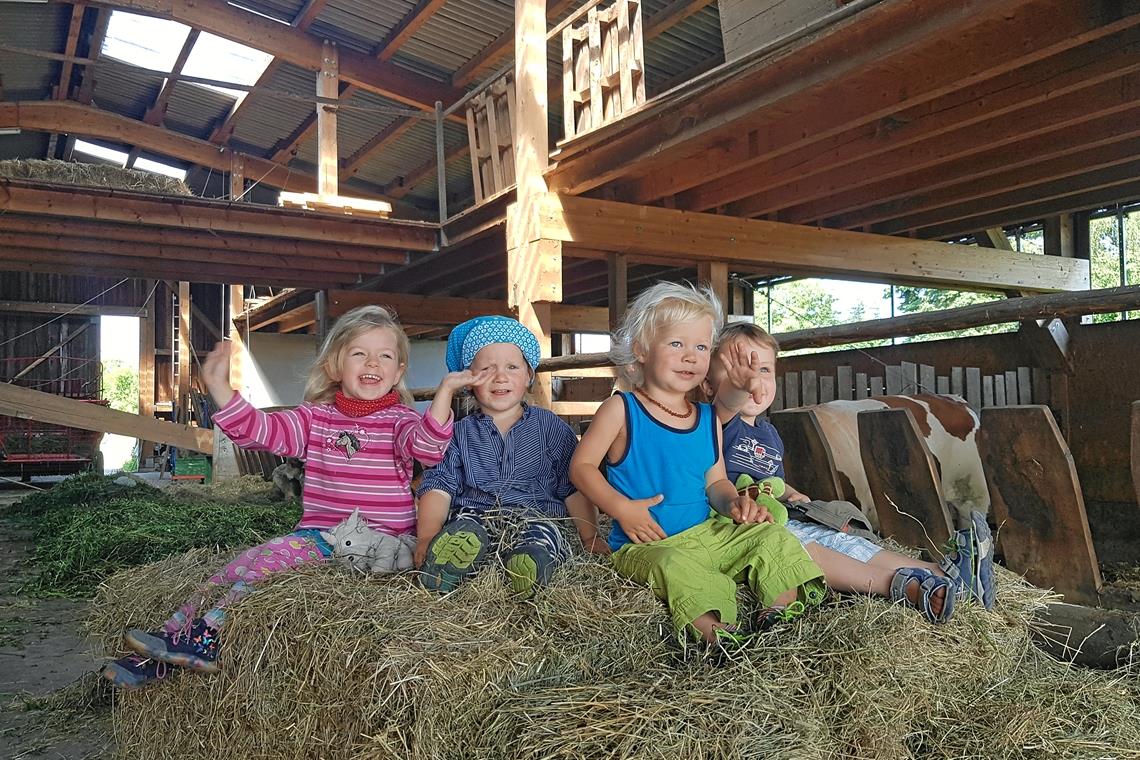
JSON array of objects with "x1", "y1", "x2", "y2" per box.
[{"x1": 212, "y1": 393, "x2": 452, "y2": 535}]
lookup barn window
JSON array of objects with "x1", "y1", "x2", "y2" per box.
[
  {"x1": 182, "y1": 32, "x2": 274, "y2": 101},
  {"x1": 101, "y1": 11, "x2": 192, "y2": 73}
]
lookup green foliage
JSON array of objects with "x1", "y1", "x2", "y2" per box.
[
  {"x1": 1088, "y1": 208, "x2": 1140, "y2": 323},
  {"x1": 3, "y1": 473, "x2": 301, "y2": 597},
  {"x1": 889, "y1": 285, "x2": 1013, "y2": 342},
  {"x1": 101, "y1": 360, "x2": 138, "y2": 414}
]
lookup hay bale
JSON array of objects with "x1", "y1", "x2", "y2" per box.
[
  {"x1": 0, "y1": 158, "x2": 191, "y2": 196},
  {"x1": 88, "y1": 551, "x2": 1140, "y2": 760}
]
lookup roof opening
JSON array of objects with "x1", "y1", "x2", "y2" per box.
[
  {"x1": 73, "y1": 140, "x2": 128, "y2": 167},
  {"x1": 183, "y1": 32, "x2": 274, "y2": 100},
  {"x1": 102, "y1": 11, "x2": 192, "y2": 73},
  {"x1": 134, "y1": 157, "x2": 187, "y2": 181}
]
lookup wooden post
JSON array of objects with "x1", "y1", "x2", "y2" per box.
[
  {"x1": 315, "y1": 289, "x2": 330, "y2": 350},
  {"x1": 509, "y1": 0, "x2": 561, "y2": 408},
  {"x1": 317, "y1": 40, "x2": 339, "y2": 198},
  {"x1": 214, "y1": 284, "x2": 248, "y2": 481},
  {"x1": 177, "y1": 282, "x2": 192, "y2": 425},
  {"x1": 435, "y1": 100, "x2": 448, "y2": 227},
  {"x1": 138, "y1": 280, "x2": 156, "y2": 469},
  {"x1": 1132, "y1": 401, "x2": 1140, "y2": 508},
  {"x1": 230, "y1": 154, "x2": 245, "y2": 201},
  {"x1": 697, "y1": 261, "x2": 728, "y2": 319},
  {"x1": 607, "y1": 252, "x2": 627, "y2": 332}
]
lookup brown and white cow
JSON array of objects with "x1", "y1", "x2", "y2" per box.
[{"x1": 803, "y1": 394, "x2": 989, "y2": 530}]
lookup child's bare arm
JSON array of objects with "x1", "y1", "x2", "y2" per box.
[
  {"x1": 784, "y1": 483, "x2": 811, "y2": 503},
  {"x1": 570, "y1": 396, "x2": 666, "y2": 544},
  {"x1": 565, "y1": 491, "x2": 610, "y2": 556},
  {"x1": 414, "y1": 490, "x2": 451, "y2": 567}
]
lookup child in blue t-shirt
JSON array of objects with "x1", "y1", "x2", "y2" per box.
[{"x1": 705, "y1": 322, "x2": 996, "y2": 621}]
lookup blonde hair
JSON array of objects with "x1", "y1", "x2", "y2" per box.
[
  {"x1": 715, "y1": 321, "x2": 780, "y2": 355},
  {"x1": 304, "y1": 305, "x2": 414, "y2": 406},
  {"x1": 610, "y1": 281, "x2": 724, "y2": 388}
]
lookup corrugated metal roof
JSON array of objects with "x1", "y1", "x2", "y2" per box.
[
  {"x1": 164, "y1": 81, "x2": 238, "y2": 140},
  {"x1": 1, "y1": 0, "x2": 726, "y2": 213},
  {"x1": 0, "y1": 5, "x2": 68, "y2": 100}
]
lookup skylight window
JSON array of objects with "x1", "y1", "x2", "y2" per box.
[
  {"x1": 183, "y1": 32, "x2": 274, "y2": 99},
  {"x1": 102, "y1": 11, "x2": 192, "y2": 73},
  {"x1": 134, "y1": 157, "x2": 187, "y2": 181},
  {"x1": 73, "y1": 140, "x2": 128, "y2": 167}
]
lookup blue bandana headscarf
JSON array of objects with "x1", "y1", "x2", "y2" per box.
[{"x1": 445, "y1": 316, "x2": 541, "y2": 372}]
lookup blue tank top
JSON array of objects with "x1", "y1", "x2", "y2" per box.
[{"x1": 605, "y1": 392, "x2": 719, "y2": 551}]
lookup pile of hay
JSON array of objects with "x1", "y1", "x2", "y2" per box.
[
  {"x1": 0, "y1": 158, "x2": 191, "y2": 196},
  {"x1": 4, "y1": 474, "x2": 299, "y2": 596},
  {"x1": 89, "y1": 550, "x2": 1140, "y2": 760}
]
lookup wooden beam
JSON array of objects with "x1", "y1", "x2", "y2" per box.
[
  {"x1": 143, "y1": 29, "x2": 199, "y2": 126},
  {"x1": 607, "y1": 252, "x2": 627, "y2": 332},
  {"x1": 374, "y1": 0, "x2": 449, "y2": 62},
  {"x1": 0, "y1": 179, "x2": 437, "y2": 250},
  {"x1": 552, "y1": 0, "x2": 1140, "y2": 198},
  {"x1": 0, "y1": 300, "x2": 144, "y2": 318},
  {"x1": 776, "y1": 285, "x2": 1140, "y2": 350},
  {"x1": 55, "y1": 4, "x2": 86, "y2": 101},
  {"x1": 525, "y1": 193, "x2": 1090, "y2": 292},
  {"x1": 329, "y1": 291, "x2": 511, "y2": 325},
  {"x1": 176, "y1": 282, "x2": 192, "y2": 424},
  {"x1": 696, "y1": 260, "x2": 728, "y2": 319},
  {"x1": 0, "y1": 214, "x2": 407, "y2": 265},
  {"x1": 8, "y1": 322, "x2": 91, "y2": 384},
  {"x1": 104, "y1": 0, "x2": 462, "y2": 112},
  {"x1": 2, "y1": 101, "x2": 319, "y2": 194},
  {"x1": 208, "y1": 0, "x2": 329, "y2": 145},
  {"x1": 138, "y1": 281, "x2": 156, "y2": 467},
  {"x1": 0, "y1": 381, "x2": 214, "y2": 454},
  {"x1": 74, "y1": 7, "x2": 108, "y2": 105}
]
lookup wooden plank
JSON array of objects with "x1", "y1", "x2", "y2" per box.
[
  {"x1": 138, "y1": 281, "x2": 157, "y2": 467},
  {"x1": 316, "y1": 41, "x2": 339, "y2": 197},
  {"x1": 855, "y1": 371, "x2": 868, "y2": 400},
  {"x1": 551, "y1": 400, "x2": 602, "y2": 416},
  {"x1": 177, "y1": 282, "x2": 192, "y2": 425},
  {"x1": 819, "y1": 375, "x2": 835, "y2": 403},
  {"x1": 773, "y1": 375, "x2": 784, "y2": 411},
  {"x1": 869, "y1": 376, "x2": 884, "y2": 397},
  {"x1": 983, "y1": 375, "x2": 994, "y2": 408},
  {"x1": 837, "y1": 365, "x2": 853, "y2": 400},
  {"x1": 901, "y1": 361, "x2": 918, "y2": 394},
  {"x1": 951, "y1": 367, "x2": 964, "y2": 397},
  {"x1": 1004, "y1": 370, "x2": 1018, "y2": 405},
  {"x1": 801, "y1": 369, "x2": 818, "y2": 407},
  {"x1": 1133, "y1": 401, "x2": 1140, "y2": 509},
  {"x1": 937, "y1": 376, "x2": 950, "y2": 395},
  {"x1": 857, "y1": 407, "x2": 954, "y2": 556},
  {"x1": 0, "y1": 383, "x2": 214, "y2": 454},
  {"x1": 530, "y1": 194, "x2": 1090, "y2": 293},
  {"x1": 885, "y1": 364, "x2": 903, "y2": 395},
  {"x1": 784, "y1": 370, "x2": 800, "y2": 408},
  {"x1": 608, "y1": 252, "x2": 628, "y2": 331},
  {"x1": 587, "y1": 6, "x2": 603, "y2": 130},
  {"x1": 770, "y1": 409, "x2": 845, "y2": 502},
  {"x1": 1032, "y1": 367, "x2": 1050, "y2": 405},
  {"x1": 965, "y1": 367, "x2": 982, "y2": 411},
  {"x1": 0, "y1": 300, "x2": 145, "y2": 318},
  {"x1": 994, "y1": 376, "x2": 1007, "y2": 406},
  {"x1": 549, "y1": 366, "x2": 616, "y2": 378},
  {"x1": 1017, "y1": 366, "x2": 1033, "y2": 405},
  {"x1": 8, "y1": 322, "x2": 90, "y2": 383},
  {"x1": 978, "y1": 406, "x2": 1102, "y2": 604},
  {"x1": 919, "y1": 364, "x2": 935, "y2": 395}
]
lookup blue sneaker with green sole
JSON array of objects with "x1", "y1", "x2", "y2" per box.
[{"x1": 419, "y1": 518, "x2": 490, "y2": 593}]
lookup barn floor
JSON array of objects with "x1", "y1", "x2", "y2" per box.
[{"x1": 0, "y1": 485, "x2": 111, "y2": 760}]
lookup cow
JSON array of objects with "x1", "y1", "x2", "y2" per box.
[{"x1": 802, "y1": 394, "x2": 989, "y2": 531}]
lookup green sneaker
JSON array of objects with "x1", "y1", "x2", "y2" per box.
[{"x1": 419, "y1": 518, "x2": 490, "y2": 593}]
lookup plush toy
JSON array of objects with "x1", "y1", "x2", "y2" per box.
[
  {"x1": 319, "y1": 509, "x2": 416, "y2": 574},
  {"x1": 271, "y1": 458, "x2": 304, "y2": 501},
  {"x1": 734, "y1": 474, "x2": 790, "y2": 526}
]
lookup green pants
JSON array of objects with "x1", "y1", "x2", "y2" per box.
[{"x1": 611, "y1": 516, "x2": 826, "y2": 634}]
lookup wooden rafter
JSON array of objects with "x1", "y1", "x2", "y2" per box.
[
  {"x1": 522, "y1": 193, "x2": 1090, "y2": 292},
  {"x1": 549, "y1": 0, "x2": 1140, "y2": 199},
  {"x1": 382, "y1": 141, "x2": 470, "y2": 198},
  {"x1": 103, "y1": 0, "x2": 462, "y2": 112},
  {"x1": 143, "y1": 29, "x2": 199, "y2": 126},
  {"x1": 74, "y1": 7, "x2": 109, "y2": 105},
  {"x1": 5, "y1": 101, "x2": 335, "y2": 195},
  {"x1": 208, "y1": 0, "x2": 329, "y2": 145},
  {"x1": 0, "y1": 179, "x2": 438, "y2": 250},
  {"x1": 55, "y1": 4, "x2": 86, "y2": 101},
  {"x1": 373, "y1": 0, "x2": 449, "y2": 63}
]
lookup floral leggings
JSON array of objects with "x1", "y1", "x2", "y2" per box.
[{"x1": 163, "y1": 529, "x2": 332, "y2": 634}]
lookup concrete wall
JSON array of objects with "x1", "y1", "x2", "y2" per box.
[{"x1": 242, "y1": 332, "x2": 448, "y2": 413}]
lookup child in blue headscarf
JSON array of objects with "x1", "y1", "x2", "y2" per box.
[{"x1": 416, "y1": 316, "x2": 607, "y2": 597}]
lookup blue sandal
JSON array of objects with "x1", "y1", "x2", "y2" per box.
[
  {"x1": 940, "y1": 511, "x2": 996, "y2": 610},
  {"x1": 891, "y1": 567, "x2": 956, "y2": 624}
]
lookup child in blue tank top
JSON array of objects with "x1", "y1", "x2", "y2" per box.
[{"x1": 571, "y1": 282, "x2": 826, "y2": 645}]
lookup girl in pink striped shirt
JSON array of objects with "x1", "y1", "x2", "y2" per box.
[{"x1": 103, "y1": 305, "x2": 484, "y2": 690}]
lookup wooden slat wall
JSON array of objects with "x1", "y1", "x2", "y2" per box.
[{"x1": 769, "y1": 361, "x2": 1052, "y2": 413}]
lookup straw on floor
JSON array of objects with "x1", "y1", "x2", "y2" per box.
[{"x1": 88, "y1": 547, "x2": 1140, "y2": 760}]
